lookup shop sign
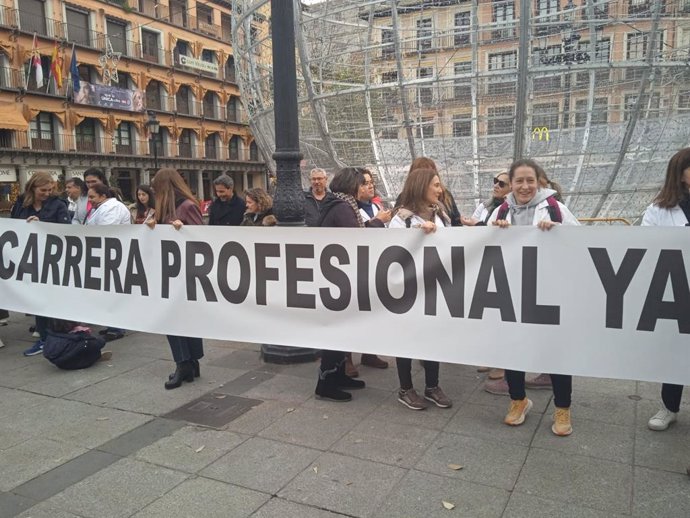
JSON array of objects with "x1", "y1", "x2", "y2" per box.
[
  {"x1": 27, "y1": 169, "x2": 61, "y2": 181},
  {"x1": 0, "y1": 168, "x2": 17, "y2": 182},
  {"x1": 178, "y1": 55, "x2": 219, "y2": 74}
]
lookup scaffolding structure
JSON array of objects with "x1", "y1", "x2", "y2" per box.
[{"x1": 232, "y1": 0, "x2": 690, "y2": 222}]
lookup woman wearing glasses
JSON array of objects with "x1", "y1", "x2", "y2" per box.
[{"x1": 462, "y1": 172, "x2": 511, "y2": 226}]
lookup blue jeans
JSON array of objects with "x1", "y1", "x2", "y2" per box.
[{"x1": 167, "y1": 335, "x2": 204, "y2": 363}]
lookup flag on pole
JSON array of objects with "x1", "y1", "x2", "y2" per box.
[
  {"x1": 50, "y1": 41, "x2": 63, "y2": 89},
  {"x1": 31, "y1": 34, "x2": 43, "y2": 88},
  {"x1": 69, "y1": 44, "x2": 80, "y2": 94}
]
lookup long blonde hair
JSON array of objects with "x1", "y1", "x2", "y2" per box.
[
  {"x1": 23, "y1": 172, "x2": 54, "y2": 207},
  {"x1": 150, "y1": 168, "x2": 198, "y2": 223}
]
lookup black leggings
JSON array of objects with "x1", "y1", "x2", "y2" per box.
[
  {"x1": 396, "y1": 358, "x2": 439, "y2": 391},
  {"x1": 320, "y1": 350, "x2": 346, "y2": 378},
  {"x1": 505, "y1": 370, "x2": 572, "y2": 409},
  {"x1": 662, "y1": 383, "x2": 683, "y2": 413}
]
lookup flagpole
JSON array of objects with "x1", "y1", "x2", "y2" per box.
[{"x1": 67, "y1": 43, "x2": 75, "y2": 100}]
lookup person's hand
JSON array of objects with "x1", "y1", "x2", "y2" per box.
[
  {"x1": 171, "y1": 219, "x2": 184, "y2": 230},
  {"x1": 492, "y1": 219, "x2": 511, "y2": 228},
  {"x1": 145, "y1": 219, "x2": 156, "y2": 229},
  {"x1": 537, "y1": 220, "x2": 557, "y2": 231},
  {"x1": 375, "y1": 209, "x2": 392, "y2": 224},
  {"x1": 419, "y1": 221, "x2": 437, "y2": 234},
  {"x1": 461, "y1": 215, "x2": 479, "y2": 226},
  {"x1": 26, "y1": 216, "x2": 39, "y2": 223}
]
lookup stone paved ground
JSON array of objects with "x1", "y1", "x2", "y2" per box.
[{"x1": 0, "y1": 313, "x2": 688, "y2": 518}]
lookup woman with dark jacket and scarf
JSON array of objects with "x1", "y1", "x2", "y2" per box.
[
  {"x1": 149, "y1": 168, "x2": 205, "y2": 389},
  {"x1": 240, "y1": 188, "x2": 277, "y2": 226},
  {"x1": 314, "y1": 167, "x2": 367, "y2": 402},
  {"x1": 11, "y1": 172, "x2": 70, "y2": 356}
]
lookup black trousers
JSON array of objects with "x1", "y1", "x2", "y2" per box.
[
  {"x1": 506, "y1": 370, "x2": 572, "y2": 409},
  {"x1": 662, "y1": 383, "x2": 683, "y2": 413},
  {"x1": 167, "y1": 335, "x2": 204, "y2": 363},
  {"x1": 319, "y1": 350, "x2": 346, "y2": 378},
  {"x1": 396, "y1": 358, "x2": 439, "y2": 391}
]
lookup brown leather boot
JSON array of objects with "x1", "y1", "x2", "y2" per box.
[
  {"x1": 345, "y1": 352, "x2": 359, "y2": 378},
  {"x1": 361, "y1": 354, "x2": 388, "y2": 369}
]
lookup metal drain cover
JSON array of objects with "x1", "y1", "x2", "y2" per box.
[{"x1": 165, "y1": 392, "x2": 263, "y2": 428}]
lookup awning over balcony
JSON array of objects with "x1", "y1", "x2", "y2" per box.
[{"x1": 0, "y1": 103, "x2": 29, "y2": 131}]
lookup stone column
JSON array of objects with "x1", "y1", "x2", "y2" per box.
[
  {"x1": 141, "y1": 168, "x2": 150, "y2": 185},
  {"x1": 197, "y1": 170, "x2": 205, "y2": 200},
  {"x1": 17, "y1": 166, "x2": 29, "y2": 191},
  {"x1": 242, "y1": 170, "x2": 249, "y2": 192}
]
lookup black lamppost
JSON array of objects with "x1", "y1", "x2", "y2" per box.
[
  {"x1": 147, "y1": 110, "x2": 160, "y2": 170},
  {"x1": 261, "y1": 0, "x2": 317, "y2": 363}
]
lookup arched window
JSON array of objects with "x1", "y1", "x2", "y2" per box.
[
  {"x1": 176, "y1": 85, "x2": 192, "y2": 115},
  {"x1": 146, "y1": 81, "x2": 162, "y2": 111},
  {"x1": 228, "y1": 135, "x2": 240, "y2": 160},
  {"x1": 75, "y1": 119, "x2": 97, "y2": 152},
  {"x1": 203, "y1": 91, "x2": 217, "y2": 119},
  {"x1": 249, "y1": 141, "x2": 259, "y2": 161},
  {"x1": 205, "y1": 132, "x2": 218, "y2": 159},
  {"x1": 225, "y1": 56, "x2": 235, "y2": 82},
  {"x1": 114, "y1": 122, "x2": 133, "y2": 154},
  {"x1": 30, "y1": 112, "x2": 56, "y2": 150},
  {"x1": 179, "y1": 129, "x2": 193, "y2": 157},
  {"x1": 226, "y1": 96, "x2": 238, "y2": 121}
]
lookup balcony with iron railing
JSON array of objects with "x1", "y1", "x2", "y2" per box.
[
  {"x1": 0, "y1": 67, "x2": 25, "y2": 90},
  {"x1": 0, "y1": 6, "x2": 18, "y2": 27},
  {"x1": 16, "y1": 9, "x2": 64, "y2": 39}
]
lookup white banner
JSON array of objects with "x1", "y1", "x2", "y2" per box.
[{"x1": 0, "y1": 219, "x2": 688, "y2": 385}]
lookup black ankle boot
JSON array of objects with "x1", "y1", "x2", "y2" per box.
[
  {"x1": 168, "y1": 359, "x2": 200, "y2": 380},
  {"x1": 165, "y1": 361, "x2": 195, "y2": 390},
  {"x1": 336, "y1": 359, "x2": 365, "y2": 390},
  {"x1": 315, "y1": 376, "x2": 352, "y2": 402}
]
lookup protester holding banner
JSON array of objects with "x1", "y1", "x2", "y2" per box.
[
  {"x1": 240, "y1": 188, "x2": 276, "y2": 226},
  {"x1": 389, "y1": 167, "x2": 452, "y2": 411},
  {"x1": 11, "y1": 172, "x2": 70, "y2": 356},
  {"x1": 133, "y1": 185, "x2": 156, "y2": 225},
  {"x1": 463, "y1": 171, "x2": 511, "y2": 226},
  {"x1": 643, "y1": 147, "x2": 690, "y2": 431},
  {"x1": 150, "y1": 168, "x2": 205, "y2": 390},
  {"x1": 85, "y1": 185, "x2": 132, "y2": 226},
  {"x1": 208, "y1": 174, "x2": 245, "y2": 226},
  {"x1": 65, "y1": 177, "x2": 89, "y2": 224},
  {"x1": 400, "y1": 157, "x2": 461, "y2": 227},
  {"x1": 313, "y1": 167, "x2": 367, "y2": 402},
  {"x1": 488, "y1": 158, "x2": 579, "y2": 435}
]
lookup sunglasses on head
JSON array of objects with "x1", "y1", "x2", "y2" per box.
[{"x1": 493, "y1": 177, "x2": 508, "y2": 188}]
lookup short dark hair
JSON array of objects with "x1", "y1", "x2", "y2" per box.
[
  {"x1": 89, "y1": 183, "x2": 113, "y2": 198},
  {"x1": 329, "y1": 167, "x2": 364, "y2": 197},
  {"x1": 66, "y1": 177, "x2": 87, "y2": 196},
  {"x1": 83, "y1": 168, "x2": 109, "y2": 186}
]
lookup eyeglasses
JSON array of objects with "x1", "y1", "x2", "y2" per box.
[{"x1": 493, "y1": 177, "x2": 508, "y2": 188}]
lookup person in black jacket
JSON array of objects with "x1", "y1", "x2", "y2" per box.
[
  {"x1": 11, "y1": 172, "x2": 70, "y2": 357},
  {"x1": 208, "y1": 174, "x2": 245, "y2": 226},
  {"x1": 304, "y1": 167, "x2": 334, "y2": 227}
]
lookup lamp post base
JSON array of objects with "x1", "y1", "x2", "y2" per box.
[{"x1": 261, "y1": 344, "x2": 319, "y2": 364}]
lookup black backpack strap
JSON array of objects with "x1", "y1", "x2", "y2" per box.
[
  {"x1": 545, "y1": 196, "x2": 563, "y2": 223},
  {"x1": 679, "y1": 198, "x2": 690, "y2": 225},
  {"x1": 405, "y1": 216, "x2": 413, "y2": 228}
]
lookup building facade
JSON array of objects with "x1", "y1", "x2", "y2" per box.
[{"x1": 0, "y1": 0, "x2": 267, "y2": 210}]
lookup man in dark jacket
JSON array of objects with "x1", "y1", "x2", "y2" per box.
[
  {"x1": 304, "y1": 167, "x2": 334, "y2": 227},
  {"x1": 208, "y1": 174, "x2": 245, "y2": 226}
]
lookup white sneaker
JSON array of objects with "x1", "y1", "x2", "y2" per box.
[
  {"x1": 0, "y1": 339, "x2": 4, "y2": 348},
  {"x1": 648, "y1": 408, "x2": 678, "y2": 431},
  {"x1": 32, "y1": 331, "x2": 40, "y2": 338}
]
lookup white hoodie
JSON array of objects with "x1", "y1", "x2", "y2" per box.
[{"x1": 86, "y1": 197, "x2": 132, "y2": 225}]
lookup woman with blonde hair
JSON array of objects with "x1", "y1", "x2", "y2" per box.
[
  {"x1": 389, "y1": 168, "x2": 452, "y2": 410},
  {"x1": 149, "y1": 168, "x2": 204, "y2": 389},
  {"x1": 241, "y1": 187, "x2": 276, "y2": 226},
  {"x1": 11, "y1": 172, "x2": 70, "y2": 356},
  {"x1": 404, "y1": 157, "x2": 462, "y2": 226}
]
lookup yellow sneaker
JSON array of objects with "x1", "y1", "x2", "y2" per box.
[
  {"x1": 552, "y1": 407, "x2": 573, "y2": 436},
  {"x1": 504, "y1": 398, "x2": 533, "y2": 426}
]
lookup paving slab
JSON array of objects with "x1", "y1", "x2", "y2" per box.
[
  {"x1": 259, "y1": 406, "x2": 360, "y2": 450},
  {"x1": 632, "y1": 466, "x2": 690, "y2": 517},
  {"x1": 0, "y1": 492, "x2": 36, "y2": 518},
  {"x1": 201, "y1": 437, "x2": 320, "y2": 494},
  {"x1": 503, "y1": 492, "x2": 627, "y2": 518},
  {"x1": 0, "y1": 386, "x2": 53, "y2": 416},
  {"x1": 278, "y1": 452, "x2": 407, "y2": 518},
  {"x1": 242, "y1": 373, "x2": 317, "y2": 404},
  {"x1": 414, "y1": 431, "x2": 529, "y2": 491},
  {"x1": 16, "y1": 502, "x2": 84, "y2": 518},
  {"x1": 365, "y1": 393, "x2": 458, "y2": 431},
  {"x1": 372, "y1": 469, "x2": 509, "y2": 518},
  {"x1": 0, "y1": 438, "x2": 87, "y2": 492},
  {"x1": 223, "y1": 399, "x2": 299, "y2": 435},
  {"x1": 568, "y1": 389, "x2": 639, "y2": 427},
  {"x1": 41, "y1": 458, "x2": 188, "y2": 518},
  {"x1": 97, "y1": 418, "x2": 185, "y2": 457},
  {"x1": 330, "y1": 417, "x2": 440, "y2": 468},
  {"x1": 515, "y1": 448, "x2": 633, "y2": 514},
  {"x1": 532, "y1": 414, "x2": 635, "y2": 464},
  {"x1": 133, "y1": 477, "x2": 270, "y2": 518},
  {"x1": 301, "y1": 387, "x2": 391, "y2": 416},
  {"x1": 135, "y1": 425, "x2": 246, "y2": 473},
  {"x1": 444, "y1": 401, "x2": 541, "y2": 446},
  {"x1": 251, "y1": 498, "x2": 349, "y2": 517},
  {"x1": 572, "y1": 376, "x2": 638, "y2": 397},
  {"x1": 634, "y1": 400, "x2": 690, "y2": 474},
  {"x1": 468, "y1": 382, "x2": 554, "y2": 414}
]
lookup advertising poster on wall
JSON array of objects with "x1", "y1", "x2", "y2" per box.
[{"x1": 74, "y1": 81, "x2": 145, "y2": 112}]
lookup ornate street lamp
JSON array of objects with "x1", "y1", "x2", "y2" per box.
[
  {"x1": 147, "y1": 110, "x2": 160, "y2": 170},
  {"x1": 261, "y1": 0, "x2": 317, "y2": 363}
]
